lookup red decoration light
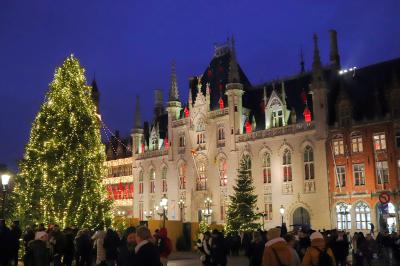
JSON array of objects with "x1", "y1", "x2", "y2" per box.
[
  {"x1": 303, "y1": 107, "x2": 312, "y2": 122},
  {"x1": 164, "y1": 137, "x2": 169, "y2": 150},
  {"x1": 218, "y1": 97, "x2": 224, "y2": 109},
  {"x1": 184, "y1": 107, "x2": 190, "y2": 118},
  {"x1": 245, "y1": 120, "x2": 252, "y2": 133},
  {"x1": 141, "y1": 143, "x2": 145, "y2": 153}
]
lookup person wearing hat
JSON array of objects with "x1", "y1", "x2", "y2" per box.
[
  {"x1": 301, "y1": 231, "x2": 336, "y2": 266},
  {"x1": 25, "y1": 231, "x2": 51, "y2": 266},
  {"x1": 262, "y1": 227, "x2": 292, "y2": 266}
]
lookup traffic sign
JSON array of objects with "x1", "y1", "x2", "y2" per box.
[{"x1": 379, "y1": 192, "x2": 390, "y2": 204}]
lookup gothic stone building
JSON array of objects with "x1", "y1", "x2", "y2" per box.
[{"x1": 104, "y1": 30, "x2": 400, "y2": 232}]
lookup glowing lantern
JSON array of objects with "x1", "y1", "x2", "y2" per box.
[
  {"x1": 218, "y1": 97, "x2": 224, "y2": 109},
  {"x1": 164, "y1": 137, "x2": 169, "y2": 150},
  {"x1": 141, "y1": 143, "x2": 145, "y2": 153},
  {"x1": 184, "y1": 107, "x2": 190, "y2": 118},
  {"x1": 245, "y1": 120, "x2": 252, "y2": 133},
  {"x1": 303, "y1": 107, "x2": 312, "y2": 122}
]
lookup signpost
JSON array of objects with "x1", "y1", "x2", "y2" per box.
[{"x1": 379, "y1": 192, "x2": 390, "y2": 204}]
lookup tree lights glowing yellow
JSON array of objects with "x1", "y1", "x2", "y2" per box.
[{"x1": 14, "y1": 55, "x2": 111, "y2": 228}]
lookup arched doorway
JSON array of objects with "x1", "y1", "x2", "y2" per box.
[{"x1": 292, "y1": 207, "x2": 310, "y2": 228}]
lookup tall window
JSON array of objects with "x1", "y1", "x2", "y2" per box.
[
  {"x1": 139, "y1": 170, "x2": 144, "y2": 194},
  {"x1": 161, "y1": 167, "x2": 167, "y2": 193},
  {"x1": 139, "y1": 201, "x2": 144, "y2": 221},
  {"x1": 376, "y1": 161, "x2": 389, "y2": 184},
  {"x1": 336, "y1": 203, "x2": 351, "y2": 230},
  {"x1": 353, "y1": 164, "x2": 366, "y2": 186},
  {"x1": 355, "y1": 202, "x2": 371, "y2": 230},
  {"x1": 336, "y1": 166, "x2": 346, "y2": 187},
  {"x1": 179, "y1": 135, "x2": 186, "y2": 147},
  {"x1": 272, "y1": 109, "x2": 284, "y2": 127},
  {"x1": 196, "y1": 119, "x2": 206, "y2": 145},
  {"x1": 304, "y1": 146, "x2": 314, "y2": 180},
  {"x1": 262, "y1": 152, "x2": 272, "y2": 184},
  {"x1": 218, "y1": 127, "x2": 225, "y2": 141},
  {"x1": 396, "y1": 130, "x2": 400, "y2": 149},
  {"x1": 351, "y1": 134, "x2": 363, "y2": 153},
  {"x1": 196, "y1": 162, "x2": 207, "y2": 191},
  {"x1": 283, "y1": 149, "x2": 292, "y2": 182},
  {"x1": 333, "y1": 137, "x2": 344, "y2": 156},
  {"x1": 219, "y1": 159, "x2": 227, "y2": 187},
  {"x1": 149, "y1": 168, "x2": 155, "y2": 194},
  {"x1": 373, "y1": 133, "x2": 386, "y2": 151},
  {"x1": 264, "y1": 203, "x2": 273, "y2": 221},
  {"x1": 178, "y1": 164, "x2": 186, "y2": 190}
]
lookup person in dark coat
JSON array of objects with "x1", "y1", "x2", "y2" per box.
[
  {"x1": 117, "y1": 227, "x2": 136, "y2": 266},
  {"x1": 331, "y1": 231, "x2": 349, "y2": 266},
  {"x1": 246, "y1": 231, "x2": 265, "y2": 266},
  {"x1": 9, "y1": 220, "x2": 22, "y2": 266},
  {"x1": 157, "y1": 227, "x2": 172, "y2": 266},
  {"x1": 49, "y1": 225, "x2": 65, "y2": 266},
  {"x1": 63, "y1": 227, "x2": 75, "y2": 266},
  {"x1": 103, "y1": 228, "x2": 120, "y2": 266},
  {"x1": 0, "y1": 219, "x2": 11, "y2": 266},
  {"x1": 25, "y1": 231, "x2": 51, "y2": 266},
  {"x1": 75, "y1": 229, "x2": 92, "y2": 266},
  {"x1": 210, "y1": 229, "x2": 227, "y2": 266},
  {"x1": 134, "y1": 226, "x2": 161, "y2": 266}
]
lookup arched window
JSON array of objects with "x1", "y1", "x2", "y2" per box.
[
  {"x1": 336, "y1": 203, "x2": 351, "y2": 230},
  {"x1": 161, "y1": 167, "x2": 167, "y2": 193},
  {"x1": 355, "y1": 202, "x2": 371, "y2": 230},
  {"x1": 304, "y1": 146, "x2": 314, "y2": 180},
  {"x1": 262, "y1": 152, "x2": 271, "y2": 184},
  {"x1": 196, "y1": 118, "x2": 206, "y2": 145},
  {"x1": 139, "y1": 170, "x2": 144, "y2": 194},
  {"x1": 149, "y1": 168, "x2": 155, "y2": 194},
  {"x1": 219, "y1": 159, "x2": 227, "y2": 186},
  {"x1": 283, "y1": 149, "x2": 292, "y2": 182},
  {"x1": 178, "y1": 163, "x2": 187, "y2": 190},
  {"x1": 196, "y1": 162, "x2": 207, "y2": 191}
]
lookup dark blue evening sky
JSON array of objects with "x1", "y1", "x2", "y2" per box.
[{"x1": 1, "y1": 0, "x2": 400, "y2": 170}]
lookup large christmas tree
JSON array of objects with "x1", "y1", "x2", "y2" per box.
[
  {"x1": 226, "y1": 156, "x2": 258, "y2": 233},
  {"x1": 15, "y1": 55, "x2": 111, "y2": 228}
]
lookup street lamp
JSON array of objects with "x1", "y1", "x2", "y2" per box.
[
  {"x1": 159, "y1": 194, "x2": 168, "y2": 228},
  {"x1": 144, "y1": 210, "x2": 153, "y2": 220},
  {"x1": 178, "y1": 199, "x2": 185, "y2": 222},
  {"x1": 279, "y1": 205, "x2": 285, "y2": 225},
  {"x1": 202, "y1": 197, "x2": 212, "y2": 224},
  {"x1": 1, "y1": 174, "x2": 10, "y2": 219}
]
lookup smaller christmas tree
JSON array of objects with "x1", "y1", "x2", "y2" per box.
[{"x1": 226, "y1": 156, "x2": 258, "y2": 233}]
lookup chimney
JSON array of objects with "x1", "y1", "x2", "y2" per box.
[{"x1": 329, "y1": 30, "x2": 341, "y2": 70}]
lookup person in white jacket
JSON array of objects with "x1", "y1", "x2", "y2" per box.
[{"x1": 92, "y1": 226, "x2": 106, "y2": 265}]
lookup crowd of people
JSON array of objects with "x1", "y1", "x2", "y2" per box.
[
  {"x1": 0, "y1": 219, "x2": 172, "y2": 266},
  {"x1": 197, "y1": 226, "x2": 400, "y2": 266}
]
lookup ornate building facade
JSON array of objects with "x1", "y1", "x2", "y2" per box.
[{"x1": 103, "y1": 30, "x2": 400, "y2": 232}]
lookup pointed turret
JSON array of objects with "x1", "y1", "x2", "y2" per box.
[
  {"x1": 91, "y1": 78, "x2": 100, "y2": 112},
  {"x1": 131, "y1": 95, "x2": 144, "y2": 154},
  {"x1": 300, "y1": 48, "x2": 305, "y2": 74},
  {"x1": 281, "y1": 81, "x2": 287, "y2": 106},
  {"x1": 168, "y1": 60, "x2": 179, "y2": 102},
  {"x1": 133, "y1": 95, "x2": 142, "y2": 131},
  {"x1": 311, "y1": 33, "x2": 328, "y2": 138},
  {"x1": 228, "y1": 36, "x2": 240, "y2": 84}
]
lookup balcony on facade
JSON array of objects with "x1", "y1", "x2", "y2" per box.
[{"x1": 236, "y1": 122, "x2": 315, "y2": 143}]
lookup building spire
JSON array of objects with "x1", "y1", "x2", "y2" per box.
[
  {"x1": 168, "y1": 60, "x2": 179, "y2": 102},
  {"x1": 329, "y1": 29, "x2": 341, "y2": 70},
  {"x1": 300, "y1": 47, "x2": 305, "y2": 74},
  {"x1": 228, "y1": 35, "x2": 240, "y2": 83},
  {"x1": 134, "y1": 95, "x2": 142, "y2": 129},
  {"x1": 91, "y1": 78, "x2": 100, "y2": 112},
  {"x1": 312, "y1": 33, "x2": 324, "y2": 83}
]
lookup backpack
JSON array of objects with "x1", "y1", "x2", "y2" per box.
[{"x1": 313, "y1": 247, "x2": 332, "y2": 266}]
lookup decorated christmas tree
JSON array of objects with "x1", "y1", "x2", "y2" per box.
[
  {"x1": 14, "y1": 55, "x2": 111, "y2": 228},
  {"x1": 226, "y1": 156, "x2": 258, "y2": 233}
]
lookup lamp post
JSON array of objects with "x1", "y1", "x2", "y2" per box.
[
  {"x1": 1, "y1": 174, "x2": 10, "y2": 219},
  {"x1": 178, "y1": 199, "x2": 185, "y2": 222},
  {"x1": 202, "y1": 197, "x2": 212, "y2": 224},
  {"x1": 279, "y1": 205, "x2": 285, "y2": 225},
  {"x1": 159, "y1": 194, "x2": 168, "y2": 228}
]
